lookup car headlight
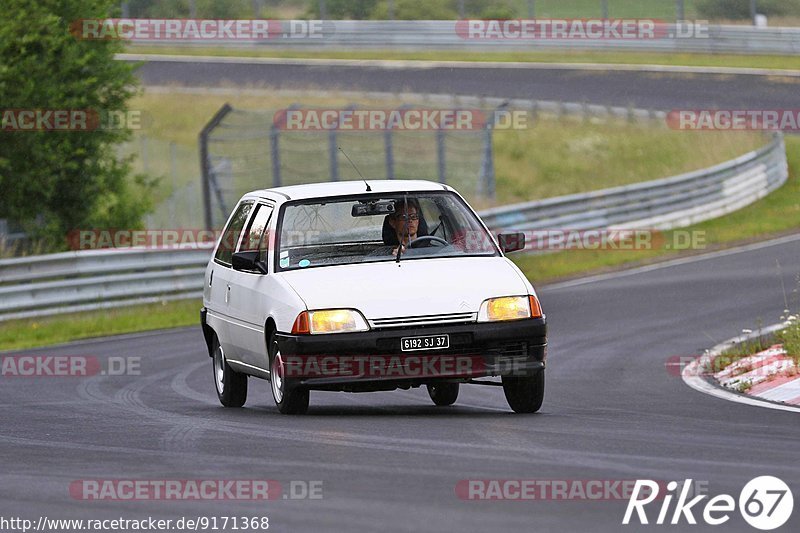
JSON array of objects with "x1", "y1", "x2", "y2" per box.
[
  {"x1": 291, "y1": 309, "x2": 370, "y2": 335},
  {"x1": 477, "y1": 295, "x2": 543, "y2": 322}
]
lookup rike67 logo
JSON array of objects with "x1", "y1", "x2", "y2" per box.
[{"x1": 623, "y1": 477, "x2": 794, "y2": 530}]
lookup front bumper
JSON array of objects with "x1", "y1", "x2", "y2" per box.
[{"x1": 276, "y1": 318, "x2": 546, "y2": 389}]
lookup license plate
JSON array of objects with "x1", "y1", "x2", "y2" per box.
[{"x1": 400, "y1": 334, "x2": 450, "y2": 352}]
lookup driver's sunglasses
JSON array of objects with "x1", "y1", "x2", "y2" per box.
[{"x1": 396, "y1": 213, "x2": 419, "y2": 222}]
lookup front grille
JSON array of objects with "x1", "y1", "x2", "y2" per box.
[
  {"x1": 369, "y1": 312, "x2": 476, "y2": 329},
  {"x1": 373, "y1": 337, "x2": 528, "y2": 357},
  {"x1": 452, "y1": 342, "x2": 529, "y2": 358}
]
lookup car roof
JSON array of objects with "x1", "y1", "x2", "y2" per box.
[{"x1": 245, "y1": 180, "x2": 451, "y2": 202}]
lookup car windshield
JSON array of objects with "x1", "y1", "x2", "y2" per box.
[{"x1": 276, "y1": 191, "x2": 498, "y2": 271}]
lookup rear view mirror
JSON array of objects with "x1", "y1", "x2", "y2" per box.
[
  {"x1": 232, "y1": 251, "x2": 268, "y2": 274},
  {"x1": 352, "y1": 200, "x2": 396, "y2": 217},
  {"x1": 498, "y1": 233, "x2": 526, "y2": 253}
]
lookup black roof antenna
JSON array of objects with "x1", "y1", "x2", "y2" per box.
[{"x1": 338, "y1": 146, "x2": 371, "y2": 191}]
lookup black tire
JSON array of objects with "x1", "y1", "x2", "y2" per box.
[
  {"x1": 268, "y1": 330, "x2": 309, "y2": 415},
  {"x1": 212, "y1": 337, "x2": 247, "y2": 408},
  {"x1": 502, "y1": 371, "x2": 544, "y2": 413},
  {"x1": 427, "y1": 383, "x2": 459, "y2": 406}
]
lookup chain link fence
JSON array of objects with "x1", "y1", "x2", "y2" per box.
[{"x1": 200, "y1": 103, "x2": 495, "y2": 230}]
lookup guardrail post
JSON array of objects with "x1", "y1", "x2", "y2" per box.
[
  {"x1": 601, "y1": 0, "x2": 609, "y2": 18},
  {"x1": 169, "y1": 141, "x2": 177, "y2": 227},
  {"x1": 270, "y1": 124, "x2": 281, "y2": 188},
  {"x1": 527, "y1": 0, "x2": 535, "y2": 18},
  {"x1": 676, "y1": 0, "x2": 685, "y2": 21},
  {"x1": 328, "y1": 125, "x2": 339, "y2": 182},
  {"x1": 479, "y1": 105, "x2": 501, "y2": 200},
  {"x1": 384, "y1": 126, "x2": 394, "y2": 180},
  {"x1": 199, "y1": 103, "x2": 233, "y2": 230},
  {"x1": 436, "y1": 126, "x2": 446, "y2": 184}
]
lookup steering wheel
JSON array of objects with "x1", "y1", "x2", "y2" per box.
[{"x1": 407, "y1": 236, "x2": 449, "y2": 248}]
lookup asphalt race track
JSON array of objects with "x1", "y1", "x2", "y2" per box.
[
  {"x1": 3, "y1": 235, "x2": 800, "y2": 532},
  {"x1": 129, "y1": 57, "x2": 800, "y2": 110}
]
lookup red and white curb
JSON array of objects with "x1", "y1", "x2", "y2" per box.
[
  {"x1": 682, "y1": 324, "x2": 800, "y2": 413},
  {"x1": 714, "y1": 344, "x2": 800, "y2": 405}
]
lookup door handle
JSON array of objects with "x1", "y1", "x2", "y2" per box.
[{"x1": 225, "y1": 284, "x2": 231, "y2": 304}]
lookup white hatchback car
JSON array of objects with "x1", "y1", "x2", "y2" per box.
[{"x1": 201, "y1": 180, "x2": 547, "y2": 414}]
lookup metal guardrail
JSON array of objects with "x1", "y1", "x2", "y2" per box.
[
  {"x1": 0, "y1": 248, "x2": 211, "y2": 322},
  {"x1": 136, "y1": 21, "x2": 800, "y2": 55},
  {"x1": 480, "y1": 133, "x2": 787, "y2": 232},
  {"x1": 0, "y1": 133, "x2": 788, "y2": 322}
]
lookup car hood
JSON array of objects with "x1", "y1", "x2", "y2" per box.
[{"x1": 279, "y1": 256, "x2": 529, "y2": 321}]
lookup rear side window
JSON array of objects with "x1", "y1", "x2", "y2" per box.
[{"x1": 214, "y1": 202, "x2": 253, "y2": 265}]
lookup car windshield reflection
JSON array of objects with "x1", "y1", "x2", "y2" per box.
[{"x1": 277, "y1": 192, "x2": 499, "y2": 271}]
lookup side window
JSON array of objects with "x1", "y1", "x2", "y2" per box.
[
  {"x1": 421, "y1": 198, "x2": 445, "y2": 239},
  {"x1": 239, "y1": 204, "x2": 274, "y2": 264},
  {"x1": 214, "y1": 202, "x2": 253, "y2": 265}
]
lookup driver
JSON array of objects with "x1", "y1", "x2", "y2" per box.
[{"x1": 386, "y1": 198, "x2": 426, "y2": 255}]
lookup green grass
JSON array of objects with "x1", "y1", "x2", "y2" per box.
[
  {"x1": 126, "y1": 45, "x2": 800, "y2": 72},
  {"x1": 0, "y1": 299, "x2": 201, "y2": 352},
  {"x1": 777, "y1": 319, "x2": 800, "y2": 362},
  {"x1": 511, "y1": 136, "x2": 800, "y2": 282},
  {"x1": 713, "y1": 318, "x2": 800, "y2": 376},
  {"x1": 129, "y1": 90, "x2": 766, "y2": 209},
  {"x1": 491, "y1": 121, "x2": 763, "y2": 205}
]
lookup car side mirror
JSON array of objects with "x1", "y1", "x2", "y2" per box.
[
  {"x1": 498, "y1": 232, "x2": 526, "y2": 253},
  {"x1": 231, "y1": 251, "x2": 268, "y2": 274}
]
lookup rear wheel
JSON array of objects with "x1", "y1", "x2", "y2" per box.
[
  {"x1": 427, "y1": 383, "x2": 459, "y2": 406},
  {"x1": 212, "y1": 338, "x2": 247, "y2": 407},
  {"x1": 268, "y1": 330, "x2": 309, "y2": 415},
  {"x1": 502, "y1": 371, "x2": 544, "y2": 413}
]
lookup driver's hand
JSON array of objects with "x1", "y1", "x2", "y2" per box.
[{"x1": 391, "y1": 244, "x2": 406, "y2": 255}]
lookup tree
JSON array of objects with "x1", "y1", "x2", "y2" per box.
[{"x1": 0, "y1": 0, "x2": 154, "y2": 251}]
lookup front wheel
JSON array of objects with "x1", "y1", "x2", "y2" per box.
[
  {"x1": 502, "y1": 371, "x2": 544, "y2": 413},
  {"x1": 212, "y1": 338, "x2": 247, "y2": 407},
  {"x1": 268, "y1": 331, "x2": 309, "y2": 415},
  {"x1": 427, "y1": 383, "x2": 459, "y2": 406}
]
